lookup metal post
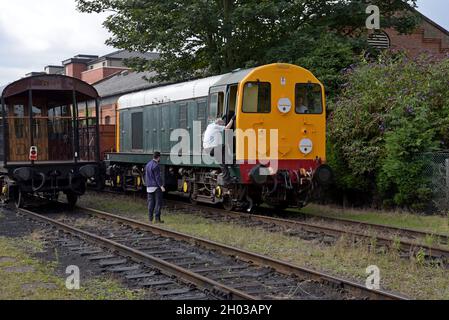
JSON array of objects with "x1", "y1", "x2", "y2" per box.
[
  {"x1": 95, "y1": 98, "x2": 101, "y2": 162},
  {"x1": 85, "y1": 101, "x2": 89, "y2": 161},
  {"x1": 1, "y1": 96, "x2": 7, "y2": 167},
  {"x1": 445, "y1": 159, "x2": 449, "y2": 205},
  {"x1": 72, "y1": 90, "x2": 79, "y2": 164},
  {"x1": 28, "y1": 90, "x2": 34, "y2": 166}
]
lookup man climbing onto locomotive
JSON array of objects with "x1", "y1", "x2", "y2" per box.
[{"x1": 203, "y1": 115, "x2": 236, "y2": 184}]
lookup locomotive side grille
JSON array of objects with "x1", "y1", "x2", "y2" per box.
[
  {"x1": 197, "y1": 102, "x2": 207, "y2": 133},
  {"x1": 179, "y1": 103, "x2": 188, "y2": 129}
]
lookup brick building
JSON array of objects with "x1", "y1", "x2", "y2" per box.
[
  {"x1": 93, "y1": 69, "x2": 161, "y2": 125},
  {"x1": 369, "y1": 10, "x2": 449, "y2": 59}
]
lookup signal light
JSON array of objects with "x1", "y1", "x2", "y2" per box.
[{"x1": 29, "y1": 146, "x2": 38, "y2": 161}]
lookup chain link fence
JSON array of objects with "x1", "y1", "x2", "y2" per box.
[{"x1": 422, "y1": 151, "x2": 449, "y2": 213}]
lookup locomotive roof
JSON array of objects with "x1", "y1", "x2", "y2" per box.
[
  {"x1": 117, "y1": 68, "x2": 254, "y2": 110},
  {"x1": 211, "y1": 68, "x2": 254, "y2": 87},
  {"x1": 118, "y1": 74, "x2": 225, "y2": 110},
  {"x1": 1, "y1": 74, "x2": 99, "y2": 101}
]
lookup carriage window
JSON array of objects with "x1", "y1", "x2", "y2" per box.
[
  {"x1": 295, "y1": 83, "x2": 323, "y2": 114},
  {"x1": 11, "y1": 105, "x2": 25, "y2": 139},
  {"x1": 242, "y1": 82, "x2": 271, "y2": 113},
  {"x1": 132, "y1": 112, "x2": 143, "y2": 150}
]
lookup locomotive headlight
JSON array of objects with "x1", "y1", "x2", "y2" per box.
[{"x1": 299, "y1": 138, "x2": 313, "y2": 155}]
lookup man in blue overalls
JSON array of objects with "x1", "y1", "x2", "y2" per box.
[{"x1": 145, "y1": 152, "x2": 165, "y2": 223}]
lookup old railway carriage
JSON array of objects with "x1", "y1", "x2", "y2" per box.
[
  {"x1": 0, "y1": 74, "x2": 101, "y2": 208},
  {"x1": 106, "y1": 63, "x2": 332, "y2": 211}
]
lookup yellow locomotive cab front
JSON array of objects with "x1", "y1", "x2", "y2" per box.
[{"x1": 235, "y1": 63, "x2": 327, "y2": 165}]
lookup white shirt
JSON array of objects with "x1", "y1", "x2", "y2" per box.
[
  {"x1": 147, "y1": 187, "x2": 158, "y2": 193},
  {"x1": 203, "y1": 123, "x2": 225, "y2": 150},
  {"x1": 298, "y1": 105, "x2": 309, "y2": 114}
]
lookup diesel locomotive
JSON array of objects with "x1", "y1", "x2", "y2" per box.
[{"x1": 104, "y1": 63, "x2": 332, "y2": 211}]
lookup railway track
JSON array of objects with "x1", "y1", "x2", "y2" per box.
[
  {"x1": 164, "y1": 200, "x2": 449, "y2": 266},
  {"x1": 17, "y1": 204, "x2": 406, "y2": 300}
]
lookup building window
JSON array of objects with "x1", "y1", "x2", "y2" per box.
[
  {"x1": 105, "y1": 116, "x2": 111, "y2": 125},
  {"x1": 368, "y1": 31, "x2": 391, "y2": 49}
]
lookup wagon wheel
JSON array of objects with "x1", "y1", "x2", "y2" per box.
[{"x1": 15, "y1": 189, "x2": 25, "y2": 209}]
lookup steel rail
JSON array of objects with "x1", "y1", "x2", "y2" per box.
[
  {"x1": 74, "y1": 205, "x2": 408, "y2": 300},
  {"x1": 285, "y1": 211, "x2": 449, "y2": 244},
  {"x1": 18, "y1": 208, "x2": 256, "y2": 300},
  {"x1": 166, "y1": 200, "x2": 449, "y2": 263}
]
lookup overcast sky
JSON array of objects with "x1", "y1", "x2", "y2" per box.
[{"x1": 0, "y1": 0, "x2": 448, "y2": 86}]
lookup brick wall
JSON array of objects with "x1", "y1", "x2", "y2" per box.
[
  {"x1": 100, "y1": 103, "x2": 117, "y2": 125},
  {"x1": 81, "y1": 67, "x2": 128, "y2": 84},
  {"x1": 65, "y1": 63, "x2": 87, "y2": 79},
  {"x1": 384, "y1": 18, "x2": 449, "y2": 59}
]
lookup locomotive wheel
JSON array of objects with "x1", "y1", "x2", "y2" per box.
[
  {"x1": 66, "y1": 192, "x2": 78, "y2": 210},
  {"x1": 222, "y1": 195, "x2": 235, "y2": 211}
]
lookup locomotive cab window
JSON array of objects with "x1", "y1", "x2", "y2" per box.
[
  {"x1": 208, "y1": 92, "x2": 224, "y2": 122},
  {"x1": 242, "y1": 82, "x2": 271, "y2": 113},
  {"x1": 295, "y1": 83, "x2": 323, "y2": 114}
]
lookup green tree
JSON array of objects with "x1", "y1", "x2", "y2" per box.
[
  {"x1": 328, "y1": 54, "x2": 449, "y2": 211},
  {"x1": 77, "y1": 0, "x2": 418, "y2": 85}
]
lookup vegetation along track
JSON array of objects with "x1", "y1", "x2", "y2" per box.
[
  {"x1": 165, "y1": 200, "x2": 449, "y2": 267},
  {"x1": 17, "y1": 205, "x2": 406, "y2": 300}
]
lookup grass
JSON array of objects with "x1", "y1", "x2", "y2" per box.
[
  {"x1": 0, "y1": 236, "x2": 144, "y2": 300},
  {"x1": 78, "y1": 192, "x2": 449, "y2": 300},
  {"x1": 299, "y1": 204, "x2": 449, "y2": 236}
]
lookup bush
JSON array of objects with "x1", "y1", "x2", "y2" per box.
[{"x1": 328, "y1": 53, "x2": 449, "y2": 211}]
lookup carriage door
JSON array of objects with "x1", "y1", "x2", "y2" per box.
[{"x1": 32, "y1": 104, "x2": 49, "y2": 161}]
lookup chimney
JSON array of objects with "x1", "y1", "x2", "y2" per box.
[
  {"x1": 62, "y1": 54, "x2": 98, "y2": 79},
  {"x1": 45, "y1": 65, "x2": 64, "y2": 75}
]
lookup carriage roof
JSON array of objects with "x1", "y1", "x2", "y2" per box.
[{"x1": 1, "y1": 74, "x2": 99, "y2": 102}]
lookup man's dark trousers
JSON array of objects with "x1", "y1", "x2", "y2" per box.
[{"x1": 148, "y1": 188, "x2": 163, "y2": 221}]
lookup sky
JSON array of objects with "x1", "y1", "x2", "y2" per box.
[{"x1": 0, "y1": 0, "x2": 448, "y2": 86}]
